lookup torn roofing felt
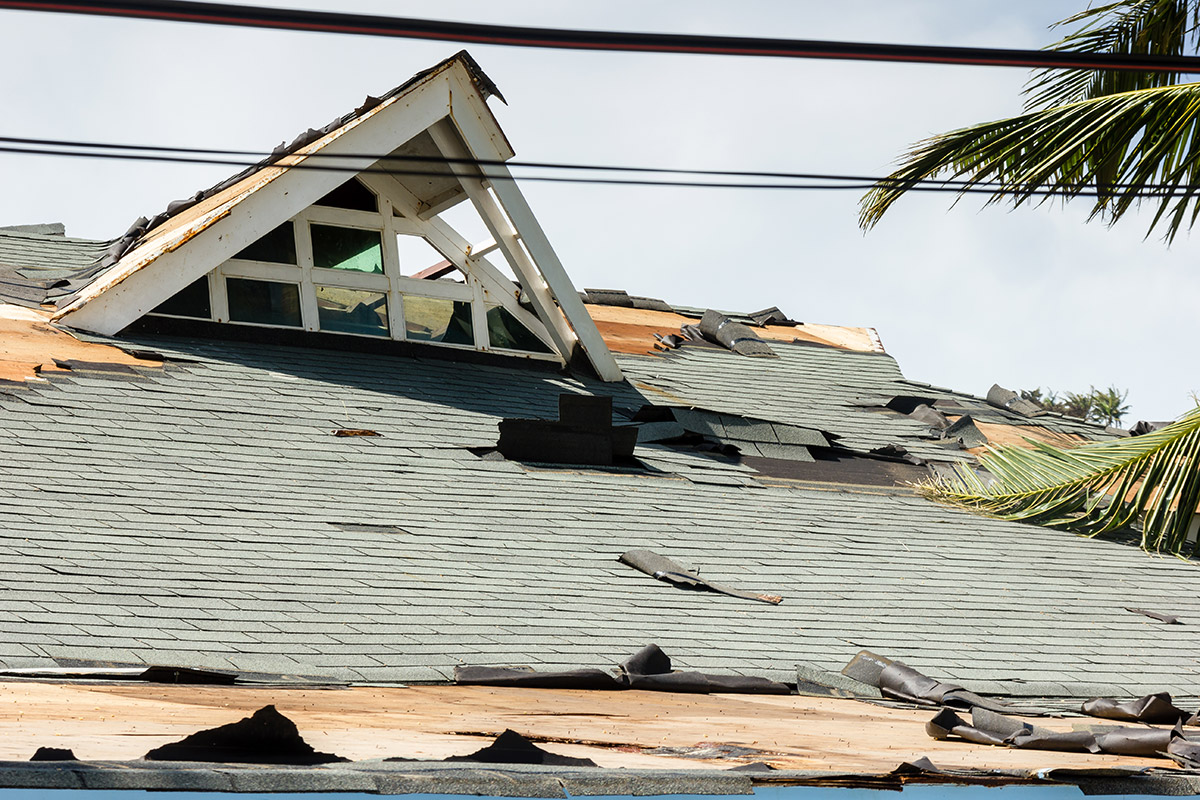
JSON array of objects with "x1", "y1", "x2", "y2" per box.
[
  {"x1": 443, "y1": 730, "x2": 597, "y2": 767},
  {"x1": 143, "y1": 705, "x2": 346, "y2": 765},
  {"x1": 454, "y1": 644, "x2": 791, "y2": 694},
  {"x1": 619, "y1": 549, "x2": 783, "y2": 604}
]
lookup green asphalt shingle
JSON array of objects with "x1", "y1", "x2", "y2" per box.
[{"x1": 0, "y1": 333, "x2": 1193, "y2": 694}]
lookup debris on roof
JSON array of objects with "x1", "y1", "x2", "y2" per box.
[
  {"x1": 144, "y1": 705, "x2": 346, "y2": 765},
  {"x1": 619, "y1": 549, "x2": 783, "y2": 604},
  {"x1": 1081, "y1": 693, "x2": 1194, "y2": 725},
  {"x1": 0, "y1": 303, "x2": 158, "y2": 382},
  {"x1": 987, "y1": 384, "x2": 1046, "y2": 417},
  {"x1": 942, "y1": 414, "x2": 989, "y2": 449},
  {"x1": 691, "y1": 309, "x2": 777, "y2": 357},
  {"x1": 444, "y1": 730, "x2": 598, "y2": 767}
]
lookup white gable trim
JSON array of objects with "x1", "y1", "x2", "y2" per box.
[{"x1": 56, "y1": 57, "x2": 622, "y2": 381}]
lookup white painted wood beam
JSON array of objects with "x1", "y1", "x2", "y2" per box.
[
  {"x1": 442, "y1": 80, "x2": 623, "y2": 382},
  {"x1": 58, "y1": 71, "x2": 457, "y2": 335}
]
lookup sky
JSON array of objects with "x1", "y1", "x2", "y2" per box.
[{"x1": 0, "y1": 1, "x2": 1195, "y2": 423}]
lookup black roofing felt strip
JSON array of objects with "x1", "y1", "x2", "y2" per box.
[
  {"x1": 455, "y1": 645, "x2": 791, "y2": 695},
  {"x1": 928, "y1": 707, "x2": 1188, "y2": 758},
  {"x1": 843, "y1": 651, "x2": 1030, "y2": 715},
  {"x1": 698, "y1": 310, "x2": 776, "y2": 358},
  {"x1": 29, "y1": 747, "x2": 76, "y2": 762},
  {"x1": 444, "y1": 730, "x2": 597, "y2": 767},
  {"x1": 453, "y1": 665, "x2": 625, "y2": 691},
  {"x1": 1081, "y1": 693, "x2": 1196, "y2": 725},
  {"x1": 144, "y1": 705, "x2": 346, "y2": 765},
  {"x1": 619, "y1": 549, "x2": 783, "y2": 605},
  {"x1": 11, "y1": 0, "x2": 1200, "y2": 71},
  {"x1": 1126, "y1": 607, "x2": 1184, "y2": 624},
  {"x1": 620, "y1": 644, "x2": 792, "y2": 695}
]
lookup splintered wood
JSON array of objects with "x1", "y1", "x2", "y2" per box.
[
  {"x1": 0, "y1": 681, "x2": 1162, "y2": 773},
  {"x1": 0, "y1": 305, "x2": 156, "y2": 383}
]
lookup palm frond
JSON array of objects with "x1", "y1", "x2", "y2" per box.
[
  {"x1": 922, "y1": 407, "x2": 1200, "y2": 556},
  {"x1": 859, "y1": 81, "x2": 1200, "y2": 241},
  {"x1": 1025, "y1": 0, "x2": 1200, "y2": 111}
]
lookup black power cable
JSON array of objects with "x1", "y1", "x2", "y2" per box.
[
  {"x1": 5, "y1": 0, "x2": 1200, "y2": 72},
  {"x1": 3, "y1": 138, "x2": 1197, "y2": 198}
]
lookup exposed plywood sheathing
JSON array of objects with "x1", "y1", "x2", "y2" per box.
[
  {"x1": 586, "y1": 304, "x2": 883, "y2": 355},
  {"x1": 955, "y1": 417, "x2": 1087, "y2": 453},
  {"x1": 0, "y1": 681, "x2": 1162, "y2": 772},
  {"x1": 0, "y1": 304, "x2": 155, "y2": 382}
]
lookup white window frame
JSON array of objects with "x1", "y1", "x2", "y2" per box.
[{"x1": 147, "y1": 179, "x2": 560, "y2": 360}]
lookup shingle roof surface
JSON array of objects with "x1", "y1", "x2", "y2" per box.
[
  {"x1": 0, "y1": 333, "x2": 1195, "y2": 694},
  {"x1": 0, "y1": 231, "x2": 111, "y2": 307}
]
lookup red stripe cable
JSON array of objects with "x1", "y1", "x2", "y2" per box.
[{"x1": 5, "y1": 0, "x2": 1200, "y2": 72}]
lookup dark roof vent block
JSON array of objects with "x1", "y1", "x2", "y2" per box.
[{"x1": 498, "y1": 394, "x2": 637, "y2": 466}]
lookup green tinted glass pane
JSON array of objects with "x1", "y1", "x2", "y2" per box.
[
  {"x1": 314, "y1": 178, "x2": 377, "y2": 212},
  {"x1": 486, "y1": 305, "x2": 551, "y2": 353},
  {"x1": 226, "y1": 278, "x2": 302, "y2": 327},
  {"x1": 152, "y1": 276, "x2": 211, "y2": 319},
  {"x1": 316, "y1": 286, "x2": 388, "y2": 337},
  {"x1": 233, "y1": 222, "x2": 296, "y2": 264},
  {"x1": 311, "y1": 225, "x2": 383, "y2": 274},
  {"x1": 404, "y1": 296, "x2": 474, "y2": 345}
]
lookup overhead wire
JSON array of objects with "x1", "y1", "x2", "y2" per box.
[
  {"x1": 5, "y1": 0, "x2": 1200, "y2": 71},
  {"x1": 0, "y1": 135, "x2": 1196, "y2": 199}
]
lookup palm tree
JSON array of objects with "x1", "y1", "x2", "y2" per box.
[
  {"x1": 925, "y1": 407, "x2": 1200, "y2": 555},
  {"x1": 862, "y1": 2, "x2": 1200, "y2": 555},
  {"x1": 860, "y1": 1, "x2": 1200, "y2": 242}
]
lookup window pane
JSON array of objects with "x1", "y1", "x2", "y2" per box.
[
  {"x1": 226, "y1": 278, "x2": 302, "y2": 327},
  {"x1": 233, "y1": 222, "x2": 296, "y2": 264},
  {"x1": 404, "y1": 296, "x2": 474, "y2": 345},
  {"x1": 311, "y1": 225, "x2": 383, "y2": 274},
  {"x1": 316, "y1": 286, "x2": 388, "y2": 337},
  {"x1": 486, "y1": 305, "x2": 551, "y2": 353},
  {"x1": 314, "y1": 178, "x2": 378, "y2": 212},
  {"x1": 152, "y1": 276, "x2": 211, "y2": 319}
]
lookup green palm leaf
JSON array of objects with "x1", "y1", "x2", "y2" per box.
[
  {"x1": 859, "y1": 81, "x2": 1200, "y2": 241},
  {"x1": 1024, "y1": 0, "x2": 1200, "y2": 111},
  {"x1": 924, "y1": 407, "x2": 1200, "y2": 555}
]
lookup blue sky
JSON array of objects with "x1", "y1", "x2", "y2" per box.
[{"x1": 0, "y1": 1, "x2": 1193, "y2": 421}]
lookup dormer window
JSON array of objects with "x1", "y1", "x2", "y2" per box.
[
  {"x1": 149, "y1": 177, "x2": 552, "y2": 356},
  {"x1": 57, "y1": 53, "x2": 623, "y2": 381}
]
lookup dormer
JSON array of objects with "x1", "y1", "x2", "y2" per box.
[{"x1": 55, "y1": 52, "x2": 622, "y2": 382}]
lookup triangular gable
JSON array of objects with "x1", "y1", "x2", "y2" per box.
[{"x1": 56, "y1": 52, "x2": 622, "y2": 382}]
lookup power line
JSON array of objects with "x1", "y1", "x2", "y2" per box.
[
  {"x1": 3, "y1": 137, "x2": 1197, "y2": 199},
  {"x1": 5, "y1": 0, "x2": 1200, "y2": 72}
]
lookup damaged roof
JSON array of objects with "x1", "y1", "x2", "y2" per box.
[
  {"x1": 0, "y1": 321, "x2": 1188, "y2": 697},
  {"x1": 0, "y1": 51, "x2": 1194, "y2": 795}
]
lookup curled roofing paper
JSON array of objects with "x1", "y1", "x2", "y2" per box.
[
  {"x1": 620, "y1": 644, "x2": 792, "y2": 694},
  {"x1": 1167, "y1": 735, "x2": 1200, "y2": 768},
  {"x1": 942, "y1": 415, "x2": 988, "y2": 449},
  {"x1": 453, "y1": 665, "x2": 624, "y2": 690},
  {"x1": 144, "y1": 705, "x2": 346, "y2": 765},
  {"x1": 698, "y1": 309, "x2": 777, "y2": 357},
  {"x1": 1082, "y1": 692, "x2": 1195, "y2": 725},
  {"x1": 1125, "y1": 607, "x2": 1183, "y2": 624},
  {"x1": 619, "y1": 549, "x2": 783, "y2": 605},
  {"x1": 844, "y1": 651, "x2": 1015, "y2": 714},
  {"x1": 445, "y1": 729, "x2": 598, "y2": 767},
  {"x1": 928, "y1": 708, "x2": 1100, "y2": 753}
]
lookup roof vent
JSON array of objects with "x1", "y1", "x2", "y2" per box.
[{"x1": 497, "y1": 394, "x2": 637, "y2": 466}]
